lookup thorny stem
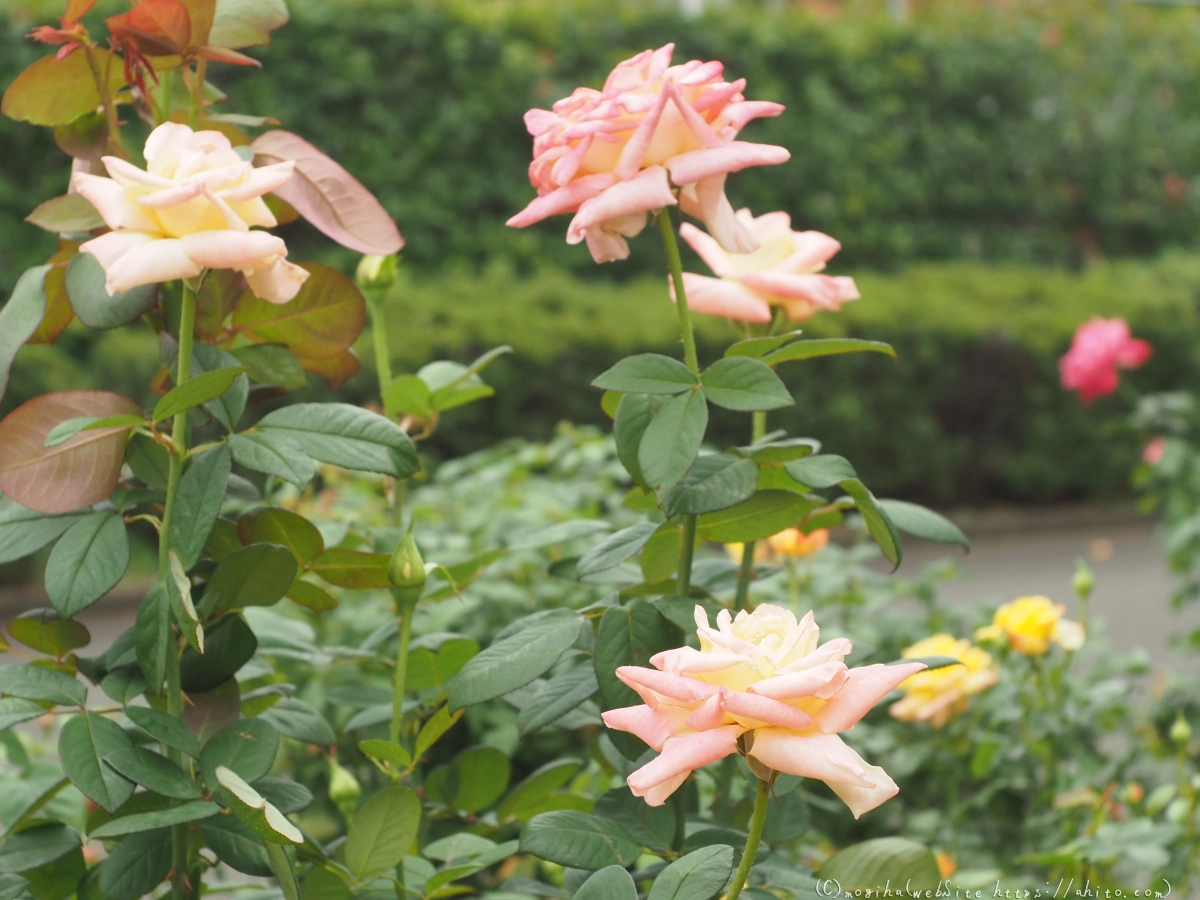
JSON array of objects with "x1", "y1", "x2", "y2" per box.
[
  {"x1": 159, "y1": 282, "x2": 197, "y2": 899},
  {"x1": 83, "y1": 44, "x2": 126, "y2": 158},
  {"x1": 658, "y1": 211, "x2": 701, "y2": 596},
  {"x1": 725, "y1": 776, "x2": 769, "y2": 900}
]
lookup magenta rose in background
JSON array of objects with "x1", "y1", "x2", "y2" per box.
[
  {"x1": 677, "y1": 208, "x2": 859, "y2": 323},
  {"x1": 507, "y1": 43, "x2": 790, "y2": 263},
  {"x1": 602, "y1": 604, "x2": 926, "y2": 817},
  {"x1": 73, "y1": 122, "x2": 309, "y2": 303},
  {"x1": 1059, "y1": 316, "x2": 1152, "y2": 403}
]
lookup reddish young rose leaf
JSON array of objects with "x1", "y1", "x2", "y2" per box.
[
  {"x1": 0, "y1": 391, "x2": 142, "y2": 514},
  {"x1": 2, "y1": 51, "x2": 126, "y2": 126},
  {"x1": 303, "y1": 349, "x2": 360, "y2": 390},
  {"x1": 251, "y1": 130, "x2": 403, "y2": 256},
  {"x1": 194, "y1": 45, "x2": 260, "y2": 67},
  {"x1": 65, "y1": 0, "x2": 99, "y2": 20},
  {"x1": 231, "y1": 262, "x2": 366, "y2": 361},
  {"x1": 29, "y1": 242, "x2": 81, "y2": 345},
  {"x1": 177, "y1": 0, "x2": 217, "y2": 46},
  {"x1": 106, "y1": 0, "x2": 192, "y2": 58}
]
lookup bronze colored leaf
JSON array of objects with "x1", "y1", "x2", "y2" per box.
[{"x1": 0, "y1": 391, "x2": 142, "y2": 514}]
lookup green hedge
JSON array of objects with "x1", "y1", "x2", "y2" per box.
[
  {"x1": 12, "y1": 254, "x2": 1188, "y2": 505},
  {"x1": 6, "y1": 0, "x2": 1200, "y2": 294}
]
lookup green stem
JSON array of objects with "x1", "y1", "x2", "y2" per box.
[
  {"x1": 157, "y1": 69, "x2": 174, "y2": 126},
  {"x1": 83, "y1": 44, "x2": 126, "y2": 158},
  {"x1": 159, "y1": 282, "x2": 197, "y2": 900},
  {"x1": 367, "y1": 295, "x2": 394, "y2": 413},
  {"x1": 389, "y1": 589, "x2": 419, "y2": 745},
  {"x1": 726, "y1": 777, "x2": 769, "y2": 900},
  {"x1": 734, "y1": 542, "x2": 755, "y2": 611},
  {"x1": 189, "y1": 59, "x2": 207, "y2": 128},
  {"x1": 658, "y1": 210, "x2": 701, "y2": 595}
]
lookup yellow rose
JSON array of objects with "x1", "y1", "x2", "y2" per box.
[
  {"x1": 725, "y1": 528, "x2": 829, "y2": 564},
  {"x1": 974, "y1": 595, "x2": 1084, "y2": 656},
  {"x1": 889, "y1": 634, "x2": 997, "y2": 727}
]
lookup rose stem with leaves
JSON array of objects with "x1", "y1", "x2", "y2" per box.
[
  {"x1": 657, "y1": 210, "x2": 700, "y2": 596},
  {"x1": 726, "y1": 776, "x2": 770, "y2": 900},
  {"x1": 159, "y1": 279, "x2": 198, "y2": 898},
  {"x1": 82, "y1": 44, "x2": 126, "y2": 158}
]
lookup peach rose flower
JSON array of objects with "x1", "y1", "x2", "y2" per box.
[
  {"x1": 73, "y1": 122, "x2": 308, "y2": 303},
  {"x1": 507, "y1": 44, "x2": 790, "y2": 263},
  {"x1": 676, "y1": 209, "x2": 859, "y2": 323},
  {"x1": 602, "y1": 604, "x2": 926, "y2": 817}
]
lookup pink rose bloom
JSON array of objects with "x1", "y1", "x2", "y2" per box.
[
  {"x1": 1143, "y1": 436, "x2": 1167, "y2": 466},
  {"x1": 676, "y1": 209, "x2": 859, "y2": 323},
  {"x1": 602, "y1": 604, "x2": 926, "y2": 817},
  {"x1": 73, "y1": 122, "x2": 308, "y2": 303},
  {"x1": 506, "y1": 44, "x2": 790, "y2": 263},
  {"x1": 1059, "y1": 317, "x2": 1152, "y2": 403}
]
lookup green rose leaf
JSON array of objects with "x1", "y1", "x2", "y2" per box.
[
  {"x1": 125, "y1": 706, "x2": 202, "y2": 758},
  {"x1": 134, "y1": 584, "x2": 170, "y2": 691},
  {"x1": 638, "y1": 388, "x2": 708, "y2": 494},
  {"x1": 647, "y1": 845, "x2": 734, "y2": 900},
  {"x1": 576, "y1": 865, "x2": 638, "y2": 900},
  {"x1": 0, "y1": 823, "x2": 79, "y2": 874},
  {"x1": 344, "y1": 786, "x2": 421, "y2": 881},
  {"x1": 0, "y1": 266, "x2": 50, "y2": 404},
  {"x1": 614, "y1": 393, "x2": 661, "y2": 487},
  {"x1": 723, "y1": 331, "x2": 804, "y2": 360},
  {"x1": 519, "y1": 811, "x2": 639, "y2": 870},
  {"x1": 89, "y1": 800, "x2": 219, "y2": 838},
  {"x1": 238, "y1": 507, "x2": 324, "y2": 566},
  {"x1": 0, "y1": 663, "x2": 86, "y2": 706},
  {"x1": 169, "y1": 444, "x2": 232, "y2": 571},
  {"x1": 228, "y1": 432, "x2": 315, "y2": 490},
  {"x1": 576, "y1": 521, "x2": 659, "y2": 579},
  {"x1": 199, "y1": 718, "x2": 280, "y2": 789},
  {"x1": 839, "y1": 479, "x2": 903, "y2": 570},
  {"x1": 661, "y1": 453, "x2": 758, "y2": 518},
  {"x1": 876, "y1": 499, "x2": 970, "y2": 550},
  {"x1": 65, "y1": 253, "x2": 158, "y2": 330},
  {"x1": 256, "y1": 403, "x2": 418, "y2": 478},
  {"x1": 58, "y1": 710, "x2": 136, "y2": 812},
  {"x1": 784, "y1": 454, "x2": 858, "y2": 489},
  {"x1": 518, "y1": 665, "x2": 599, "y2": 735},
  {"x1": 700, "y1": 357, "x2": 793, "y2": 412},
  {"x1": 592, "y1": 353, "x2": 699, "y2": 395},
  {"x1": 0, "y1": 496, "x2": 87, "y2": 566},
  {"x1": 259, "y1": 697, "x2": 336, "y2": 746},
  {"x1": 45, "y1": 511, "x2": 129, "y2": 618},
  {"x1": 96, "y1": 829, "x2": 172, "y2": 900},
  {"x1": 817, "y1": 837, "x2": 940, "y2": 892},
  {"x1": 203, "y1": 543, "x2": 297, "y2": 613},
  {"x1": 761, "y1": 337, "x2": 897, "y2": 366},
  {"x1": 6, "y1": 608, "x2": 90, "y2": 657},
  {"x1": 181, "y1": 613, "x2": 257, "y2": 693},
  {"x1": 696, "y1": 491, "x2": 819, "y2": 544}
]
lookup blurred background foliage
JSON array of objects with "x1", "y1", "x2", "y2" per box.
[{"x1": 4, "y1": 0, "x2": 1200, "y2": 504}]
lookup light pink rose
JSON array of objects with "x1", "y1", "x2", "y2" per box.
[
  {"x1": 675, "y1": 209, "x2": 859, "y2": 323},
  {"x1": 506, "y1": 44, "x2": 790, "y2": 263},
  {"x1": 1143, "y1": 436, "x2": 1166, "y2": 466},
  {"x1": 1058, "y1": 317, "x2": 1151, "y2": 404},
  {"x1": 73, "y1": 122, "x2": 309, "y2": 303},
  {"x1": 602, "y1": 604, "x2": 925, "y2": 817}
]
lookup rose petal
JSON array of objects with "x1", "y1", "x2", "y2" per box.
[
  {"x1": 747, "y1": 660, "x2": 849, "y2": 701},
  {"x1": 651, "y1": 646, "x2": 748, "y2": 674},
  {"x1": 680, "y1": 175, "x2": 759, "y2": 254},
  {"x1": 780, "y1": 230, "x2": 843, "y2": 273},
  {"x1": 100, "y1": 237, "x2": 202, "y2": 294},
  {"x1": 506, "y1": 173, "x2": 616, "y2": 229},
  {"x1": 812, "y1": 662, "x2": 927, "y2": 734},
  {"x1": 616, "y1": 666, "x2": 719, "y2": 705},
  {"x1": 143, "y1": 121, "x2": 194, "y2": 178},
  {"x1": 602, "y1": 705, "x2": 691, "y2": 751},
  {"x1": 179, "y1": 230, "x2": 286, "y2": 270},
  {"x1": 79, "y1": 230, "x2": 155, "y2": 269},
  {"x1": 583, "y1": 227, "x2": 631, "y2": 263},
  {"x1": 245, "y1": 258, "x2": 309, "y2": 305},
  {"x1": 719, "y1": 687, "x2": 814, "y2": 729},
  {"x1": 716, "y1": 100, "x2": 786, "y2": 132},
  {"x1": 678, "y1": 221, "x2": 736, "y2": 277},
  {"x1": 71, "y1": 172, "x2": 160, "y2": 232},
  {"x1": 217, "y1": 161, "x2": 296, "y2": 203},
  {"x1": 102, "y1": 156, "x2": 174, "y2": 190},
  {"x1": 627, "y1": 724, "x2": 740, "y2": 804},
  {"x1": 738, "y1": 272, "x2": 859, "y2": 308},
  {"x1": 673, "y1": 273, "x2": 771, "y2": 323},
  {"x1": 827, "y1": 761, "x2": 900, "y2": 820},
  {"x1": 665, "y1": 141, "x2": 791, "y2": 187},
  {"x1": 747, "y1": 729, "x2": 875, "y2": 789},
  {"x1": 779, "y1": 638, "x2": 853, "y2": 673},
  {"x1": 566, "y1": 166, "x2": 677, "y2": 242},
  {"x1": 613, "y1": 88, "x2": 670, "y2": 181}
]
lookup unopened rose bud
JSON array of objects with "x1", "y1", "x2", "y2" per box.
[
  {"x1": 356, "y1": 254, "x2": 397, "y2": 294},
  {"x1": 1170, "y1": 711, "x2": 1192, "y2": 746},
  {"x1": 328, "y1": 755, "x2": 361, "y2": 820},
  {"x1": 1073, "y1": 559, "x2": 1095, "y2": 601},
  {"x1": 389, "y1": 531, "x2": 427, "y2": 591}
]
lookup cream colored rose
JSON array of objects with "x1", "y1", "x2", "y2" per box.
[{"x1": 73, "y1": 122, "x2": 308, "y2": 303}]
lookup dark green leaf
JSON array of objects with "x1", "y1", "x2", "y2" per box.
[
  {"x1": 253, "y1": 777, "x2": 313, "y2": 815},
  {"x1": 592, "y1": 354, "x2": 698, "y2": 395},
  {"x1": 745, "y1": 437, "x2": 820, "y2": 464},
  {"x1": 153, "y1": 366, "x2": 247, "y2": 424},
  {"x1": 125, "y1": 434, "x2": 170, "y2": 491},
  {"x1": 238, "y1": 507, "x2": 324, "y2": 566},
  {"x1": 661, "y1": 453, "x2": 758, "y2": 517},
  {"x1": 406, "y1": 636, "x2": 478, "y2": 693},
  {"x1": 199, "y1": 718, "x2": 280, "y2": 789},
  {"x1": 840, "y1": 479, "x2": 902, "y2": 569},
  {"x1": 58, "y1": 710, "x2": 135, "y2": 812},
  {"x1": 696, "y1": 491, "x2": 818, "y2": 543},
  {"x1": 190, "y1": 344, "x2": 251, "y2": 431},
  {"x1": 876, "y1": 499, "x2": 969, "y2": 550},
  {"x1": 230, "y1": 344, "x2": 307, "y2": 390},
  {"x1": 89, "y1": 800, "x2": 219, "y2": 838},
  {"x1": 497, "y1": 759, "x2": 582, "y2": 821},
  {"x1": 784, "y1": 455, "x2": 857, "y2": 489},
  {"x1": 428, "y1": 746, "x2": 510, "y2": 814},
  {"x1": 640, "y1": 525, "x2": 681, "y2": 584},
  {"x1": 518, "y1": 666, "x2": 598, "y2": 735},
  {"x1": 167, "y1": 550, "x2": 202, "y2": 654},
  {"x1": 638, "y1": 389, "x2": 708, "y2": 493},
  {"x1": 593, "y1": 787, "x2": 675, "y2": 854},
  {"x1": 447, "y1": 609, "x2": 582, "y2": 711},
  {"x1": 519, "y1": 811, "x2": 639, "y2": 870},
  {"x1": 259, "y1": 698, "x2": 336, "y2": 746},
  {"x1": 0, "y1": 698, "x2": 45, "y2": 730},
  {"x1": 308, "y1": 548, "x2": 389, "y2": 588},
  {"x1": 180, "y1": 613, "x2": 257, "y2": 693},
  {"x1": 594, "y1": 601, "x2": 676, "y2": 759},
  {"x1": 285, "y1": 579, "x2": 337, "y2": 613},
  {"x1": 96, "y1": 829, "x2": 172, "y2": 900},
  {"x1": 576, "y1": 866, "x2": 637, "y2": 900},
  {"x1": 204, "y1": 543, "x2": 297, "y2": 613},
  {"x1": 44, "y1": 511, "x2": 129, "y2": 617},
  {"x1": 344, "y1": 786, "x2": 421, "y2": 881},
  {"x1": 229, "y1": 433, "x2": 315, "y2": 490},
  {"x1": 614, "y1": 394, "x2": 659, "y2": 487},
  {"x1": 65, "y1": 253, "x2": 157, "y2": 330},
  {"x1": 134, "y1": 584, "x2": 169, "y2": 691},
  {"x1": 647, "y1": 845, "x2": 734, "y2": 900},
  {"x1": 255, "y1": 403, "x2": 418, "y2": 478},
  {"x1": 124, "y1": 706, "x2": 201, "y2": 758},
  {"x1": 0, "y1": 266, "x2": 50, "y2": 403},
  {"x1": 723, "y1": 331, "x2": 804, "y2": 360},
  {"x1": 199, "y1": 816, "x2": 272, "y2": 877},
  {"x1": 761, "y1": 338, "x2": 896, "y2": 366},
  {"x1": 817, "y1": 838, "x2": 940, "y2": 892},
  {"x1": 576, "y1": 522, "x2": 659, "y2": 579},
  {"x1": 0, "y1": 824, "x2": 78, "y2": 874},
  {"x1": 700, "y1": 357, "x2": 792, "y2": 412},
  {"x1": 0, "y1": 497, "x2": 86, "y2": 566},
  {"x1": 383, "y1": 374, "x2": 432, "y2": 418},
  {"x1": 0, "y1": 664, "x2": 85, "y2": 706},
  {"x1": 7, "y1": 609, "x2": 89, "y2": 657},
  {"x1": 169, "y1": 444, "x2": 231, "y2": 571}
]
